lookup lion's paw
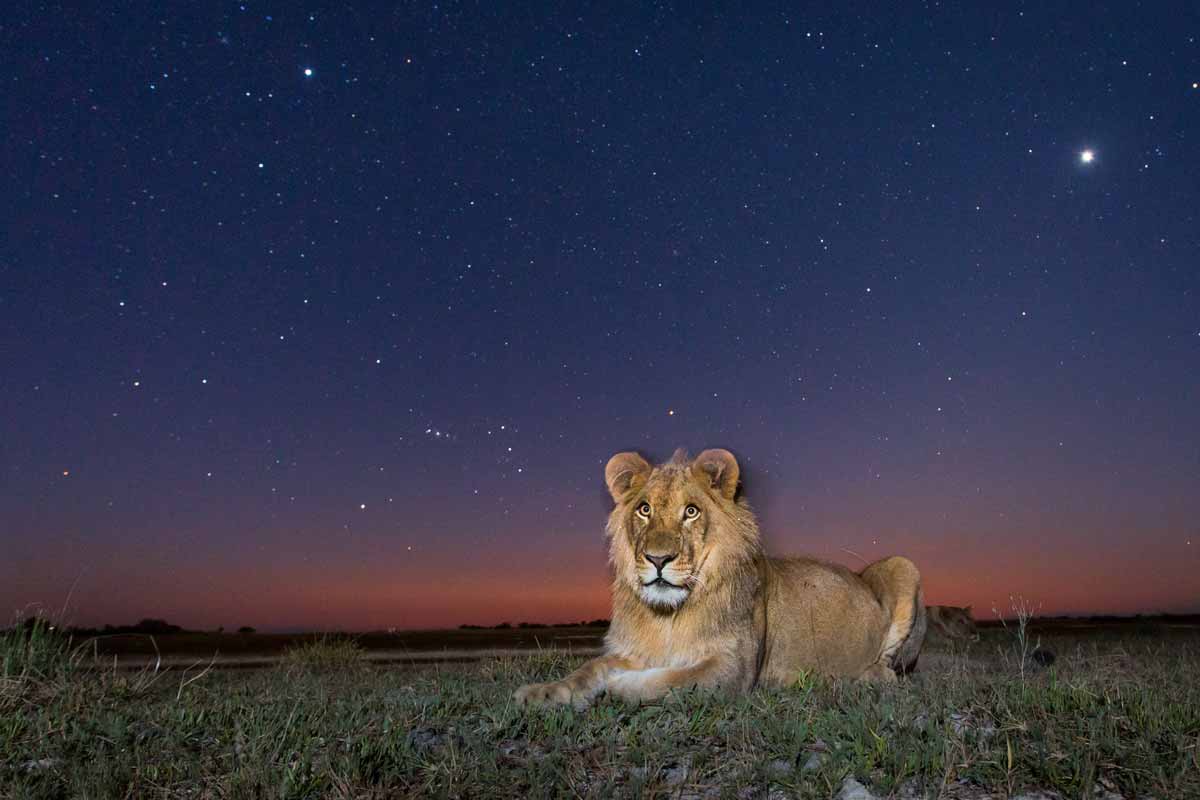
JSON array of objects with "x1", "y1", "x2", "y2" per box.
[
  {"x1": 513, "y1": 681, "x2": 591, "y2": 709},
  {"x1": 859, "y1": 662, "x2": 900, "y2": 684},
  {"x1": 605, "y1": 669, "x2": 667, "y2": 704}
]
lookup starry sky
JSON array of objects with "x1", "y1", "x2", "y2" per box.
[{"x1": 3, "y1": 3, "x2": 1199, "y2": 632}]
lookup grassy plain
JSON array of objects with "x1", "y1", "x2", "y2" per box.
[{"x1": 2, "y1": 619, "x2": 1197, "y2": 799}]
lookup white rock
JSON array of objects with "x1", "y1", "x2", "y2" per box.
[
  {"x1": 662, "y1": 759, "x2": 689, "y2": 786},
  {"x1": 838, "y1": 776, "x2": 880, "y2": 800},
  {"x1": 802, "y1": 751, "x2": 826, "y2": 771}
]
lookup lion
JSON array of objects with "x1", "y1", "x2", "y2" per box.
[
  {"x1": 514, "y1": 448, "x2": 927, "y2": 708},
  {"x1": 926, "y1": 605, "x2": 979, "y2": 642}
]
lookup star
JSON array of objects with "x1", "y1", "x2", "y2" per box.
[
  {"x1": 1079, "y1": 149, "x2": 1095, "y2": 164},
  {"x1": 303, "y1": 67, "x2": 313, "y2": 77}
]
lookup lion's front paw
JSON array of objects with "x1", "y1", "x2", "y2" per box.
[
  {"x1": 513, "y1": 680, "x2": 590, "y2": 709},
  {"x1": 605, "y1": 669, "x2": 666, "y2": 704}
]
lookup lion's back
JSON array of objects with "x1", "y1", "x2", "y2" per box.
[{"x1": 759, "y1": 556, "x2": 894, "y2": 682}]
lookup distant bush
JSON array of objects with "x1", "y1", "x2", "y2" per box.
[
  {"x1": 131, "y1": 618, "x2": 182, "y2": 635},
  {"x1": 73, "y1": 619, "x2": 186, "y2": 637},
  {"x1": 237, "y1": 626, "x2": 256, "y2": 634},
  {"x1": 457, "y1": 619, "x2": 610, "y2": 630}
]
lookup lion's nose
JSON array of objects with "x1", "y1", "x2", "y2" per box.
[{"x1": 644, "y1": 552, "x2": 677, "y2": 574}]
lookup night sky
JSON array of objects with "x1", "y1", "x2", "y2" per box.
[{"x1": 3, "y1": 3, "x2": 1199, "y2": 632}]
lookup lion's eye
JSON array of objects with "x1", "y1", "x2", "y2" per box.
[
  {"x1": 637, "y1": 502, "x2": 651, "y2": 517},
  {"x1": 684, "y1": 504, "x2": 699, "y2": 519}
]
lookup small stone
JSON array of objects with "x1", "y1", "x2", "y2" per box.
[
  {"x1": 802, "y1": 751, "x2": 826, "y2": 771},
  {"x1": 662, "y1": 758, "x2": 690, "y2": 786},
  {"x1": 406, "y1": 726, "x2": 457, "y2": 753},
  {"x1": 766, "y1": 758, "x2": 794, "y2": 778},
  {"x1": 22, "y1": 758, "x2": 60, "y2": 772},
  {"x1": 1031, "y1": 648, "x2": 1056, "y2": 667},
  {"x1": 838, "y1": 776, "x2": 880, "y2": 800}
]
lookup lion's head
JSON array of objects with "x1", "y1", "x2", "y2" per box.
[
  {"x1": 931, "y1": 605, "x2": 979, "y2": 641},
  {"x1": 604, "y1": 448, "x2": 760, "y2": 612}
]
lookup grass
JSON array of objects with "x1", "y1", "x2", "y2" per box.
[
  {"x1": 992, "y1": 595, "x2": 1042, "y2": 683},
  {"x1": 279, "y1": 635, "x2": 366, "y2": 674},
  {"x1": 1, "y1": 620, "x2": 1197, "y2": 799}
]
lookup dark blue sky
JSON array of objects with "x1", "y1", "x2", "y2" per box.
[{"x1": 3, "y1": 2, "x2": 1198, "y2": 630}]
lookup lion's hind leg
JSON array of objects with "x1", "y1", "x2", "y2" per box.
[{"x1": 859, "y1": 556, "x2": 926, "y2": 675}]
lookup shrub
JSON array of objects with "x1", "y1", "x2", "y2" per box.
[{"x1": 280, "y1": 635, "x2": 365, "y2": 673}]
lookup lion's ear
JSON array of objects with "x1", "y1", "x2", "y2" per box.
[
  {"x1": 693, "y1": 448, "x2": 740, "y2": 500},
  {"x1": 605, "y1": 451, "x2": 651, "y2": 503}
]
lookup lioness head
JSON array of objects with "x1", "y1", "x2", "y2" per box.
[
  {"x1": 604, "y1": 448, "x2": 757, "y2": 612},
  {"x1": 930, "y1": 605, "x2": 978, "y2": 641}
]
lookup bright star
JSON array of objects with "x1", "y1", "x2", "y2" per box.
[
  {"x1": 303, "y1": 68, "x2": 313, "y2": 77},
  {"x1": 1080, "y1": 149, "x2": 1095, "y2": 164}
]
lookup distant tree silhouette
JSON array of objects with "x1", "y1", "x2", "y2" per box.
[
  {"x1": 237, "y1": 626, "x2": 256, "y2": 634},
  {"x1": 456, "y1": 619, "x2": 609, "y2": 630},
  {"x1": 131, "y1": 618, "x2": 182, "y2": 635},
  {"x1": 81, "y1": 619, "x2": 185, "y2": 636}
]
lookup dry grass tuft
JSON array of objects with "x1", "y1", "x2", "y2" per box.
[{"x1": 279, "y1": 634, "x2": 366, "y2": 674}]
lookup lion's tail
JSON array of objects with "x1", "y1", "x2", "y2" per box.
[{"x1": 860, "y1": 556, "x2": 925, "y2": 674}]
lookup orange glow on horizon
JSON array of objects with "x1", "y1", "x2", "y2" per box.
[{"x1": 13, "y1": 538, "x2": 1197, "y2": 632}]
